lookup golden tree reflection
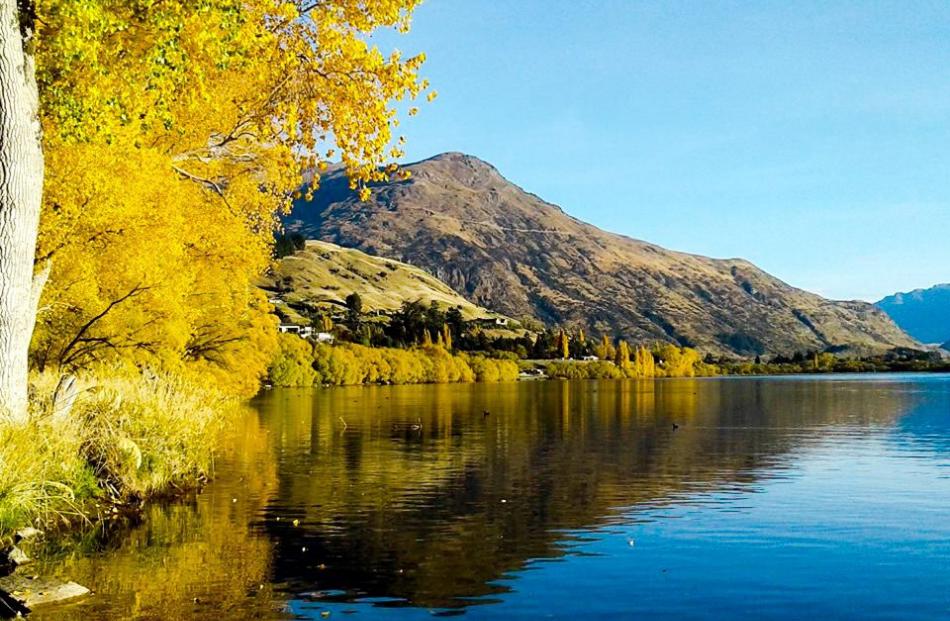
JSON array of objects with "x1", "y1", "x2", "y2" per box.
[
  {"x1": 32, "y1": 404, "x2": 283, "y2": 620},
  {"x1": 30, "y1": 378, "x2": 914, "y2": 617}
]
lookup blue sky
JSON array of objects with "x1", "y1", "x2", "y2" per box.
[{"x1": 374, "y1": 0, "x2": 949, "y2": 302}]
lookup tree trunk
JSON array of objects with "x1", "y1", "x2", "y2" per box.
[{"x1": 0, "y1": 0, "x2": 44, "y2": 424}]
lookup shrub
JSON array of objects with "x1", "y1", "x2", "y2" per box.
[
  {"x1": 267, "y1": 333, "x2": 317, "y2": 387},
  {"x1": 464, "y1": 354, "x2": 520, "y2": 382},
  {"x1": 546, "y1": 360, "x2": 623, "y2": 379},
  {"x1": 277, "y1": 342, "x2": 515, "y2": 387},
  {"x1": 0, "y1": 370, "x2": 234, "y2": 537}
]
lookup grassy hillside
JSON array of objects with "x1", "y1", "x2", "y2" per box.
[{"x1": 261, "y1": 240, "x2": 513, "y2": 325}]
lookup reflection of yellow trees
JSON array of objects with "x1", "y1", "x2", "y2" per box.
[
  {"x1": 253, "y1": 379, "x2": 912, "y2": 608},
  {"x1": 559, "y1": 380, "x2": 572, "y2": 432},
  {"x1": 260, "y1": 385, "x2": 493, "y2": 517},
  {"x1": 31, "y1": 379, "x2": 916, "y2": 616},
  {"x1": 32, "y1": 405, "x2": 282, "y2": 620}
]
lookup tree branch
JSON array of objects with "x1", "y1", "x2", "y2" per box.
[
  {"x1": 57, "y1": 285, "x2": 150, "y2": 366},
  {"x1": 171, "y1": 165, "x2": 235, "y2": 211}
]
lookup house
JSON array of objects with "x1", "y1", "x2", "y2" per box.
[
  {"x1": 471, "y1": 316, "x2": 510, "y2": 329},
  {"x1": 581, "y1": 355, "x2": 599, "y2": 361},
  {"x1": 278, "y1": 324, "x2": 314, "y2": 339},
  {"x1": 315, "y1": 332, "x2": 335, "y2": 344}
]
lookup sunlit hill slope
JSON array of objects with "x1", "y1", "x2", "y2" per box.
[{"x1": 285, "y1": 153, "x2": 916, "y2": 357}]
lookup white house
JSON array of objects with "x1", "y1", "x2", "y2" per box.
[
  {"x1": 472, "y1": 316, "x2": 510, "y2": 328},
  {"x1": 278, "y1": 324, "x2": 314, "y2": 339}
]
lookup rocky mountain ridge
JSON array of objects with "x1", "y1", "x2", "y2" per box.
[{"x1": 285, "y1": 152, "x2": 917, "y2": 357}]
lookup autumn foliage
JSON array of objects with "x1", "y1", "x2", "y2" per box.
[
  {"x1": 30, "y1": 0, "x2": 431, "y2": 395},
  {"x1": 268, "y1": 335, "x2": 520, "y2": 387}
]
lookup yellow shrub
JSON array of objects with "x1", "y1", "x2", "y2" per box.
[
  {"x1": 267, "y1": 333, "x2": 317, "y2": 387},
  {"x1": 0, "y1": 370, "x2": 235, "y2": 537}
]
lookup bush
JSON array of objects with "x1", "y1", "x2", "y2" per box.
[
  {"x1": 0, "y1": 370, "x2": 233, "y2": 537},
  {"x1": 269, "y1": 341, "x2": 521, "y2": 387},
  {"x1": 463, "y1": 354, "x2": 520, "y2": 382},
  {"x1": 546, "y1": 360, "x2": 624, "y2": 379},
  {"x1": 267, "y1": 333, "x2": 317, "y2": 387}
]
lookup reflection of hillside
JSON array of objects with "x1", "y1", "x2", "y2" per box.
[
  {"x1": 890, "y1": 376, "x2": 950, "y2": 456},
  {"x1": 25, "y1": 378, "x2": 921, "y2": 618},
  {"x1": 258, "y1": 379, "x2": 913, "y2": 609},
  {"x1": 32, "y1": 404, "x2": 284, "y2": 620}
]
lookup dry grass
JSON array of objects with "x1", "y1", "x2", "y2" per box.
[
  {"x1": 0, "y1": 369, "x2": 234, "y2": 538},
  {"x1": 265, "y1": 240, "x2": 511, "y2": 322}
]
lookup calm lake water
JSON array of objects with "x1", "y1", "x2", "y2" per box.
[{"x1": 32, "y1": 375, "x2": 950, "y2": 620}]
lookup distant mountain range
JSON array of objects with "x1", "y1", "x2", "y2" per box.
[
  {"x1": 285, "y1": 152, "x2": 917, "y2": 357},
  {"x1": 876, "y1": 284, "x2": 950, "y2": 346}
]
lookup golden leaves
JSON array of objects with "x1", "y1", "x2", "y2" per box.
[{"x1": 32, "y1": 0, "x2": 433, "y2": 395}]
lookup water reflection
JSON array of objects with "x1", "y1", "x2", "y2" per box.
[
  {"x1": 32, "y1": 375, "x2": 946, "y2": 619},
  {"x1": 32, "y1": 404, "x2": 284, "y2": 619},
  {"x1": 890, "y1": 375, "x2": 950, "y2": 458},
  {"x1": 256, "y1": 379, "x2": 914, "y2": 610}
]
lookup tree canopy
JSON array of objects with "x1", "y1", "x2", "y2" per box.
[{"x1": 28, "y1": 0, "x2": 432, "y2": 395}]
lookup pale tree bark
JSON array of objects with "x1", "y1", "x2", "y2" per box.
[{"x1": 0, "y1": 0, "x2": 45, "y2": 424}]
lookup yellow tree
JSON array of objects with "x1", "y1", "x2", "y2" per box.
[
  {"x1": 645, "y1": 347, "x2": 657, "y2": 377},
  {"x1": 0, "y1": 0, "x2": 433, "y2": 413},
  {"x1": 442, "y1": 324, "x2": 453, "y2": 351},
  {"x1": 594, "y1": 335, "x2": 615, "y2": 361},
  {"x1": 559, "y1": 330, "x2": 569, "y2": 360},
  {"x1": 653, "y1": 344, "x2": 701, "y2": 378},
  {"x1": 630, "y1": 346, "x2": 655, "y2": 378},
  {"x1": 614, "y1": 340, "x2": 630, "y2": 372}
]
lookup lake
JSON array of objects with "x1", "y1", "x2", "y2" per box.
[{"x1": 31, "y1": 375, "x2": 950, "y2": 620}]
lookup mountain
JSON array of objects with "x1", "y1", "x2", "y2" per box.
[
  {"x1": 262, "y1": 239, "x2": 511, "y2": 324},
  {"x1": 285, "y1": 152, "x2": 916, "y2": 356},
  {"x1": 876, "y1": 284, "x2": 950, "y2": 345}
]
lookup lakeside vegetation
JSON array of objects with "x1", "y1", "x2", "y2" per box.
[
  {"x1": 537, "y1": 351, "x2": 950, "y2": 380},
  {"x1": 268, "y1": 295, "x2": 950, "y2": 387},
  {"x1": 0, "y1": 370, "x2": 232, "y2": 537},
  {"x1": 266, "y1": 296, "x2": 718, "y2": 386},
  {"x1": 268, "y1": 335, "x2": 519, "y2": 387},
  {"x1": 0, "y1": 0, "x2": 433, "y2": 545},
  {"x1": 715, "y1": 348, "x2": 950, "y2": 375}
]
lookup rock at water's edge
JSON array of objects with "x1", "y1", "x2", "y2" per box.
[{"x1": 0, "y1": 575, "x2": 90, "y2": 609}]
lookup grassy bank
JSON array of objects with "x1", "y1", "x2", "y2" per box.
[
  {"x1": 269, "y1": 335, "x2": 520, "y2": 387},
  {"x1": 0, "y1": 371, "x2": 233, "y2": 539}
]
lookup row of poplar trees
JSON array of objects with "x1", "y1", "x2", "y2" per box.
[{"x1": 550, "y1": 330, "x2": 659, "y2": 378}]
